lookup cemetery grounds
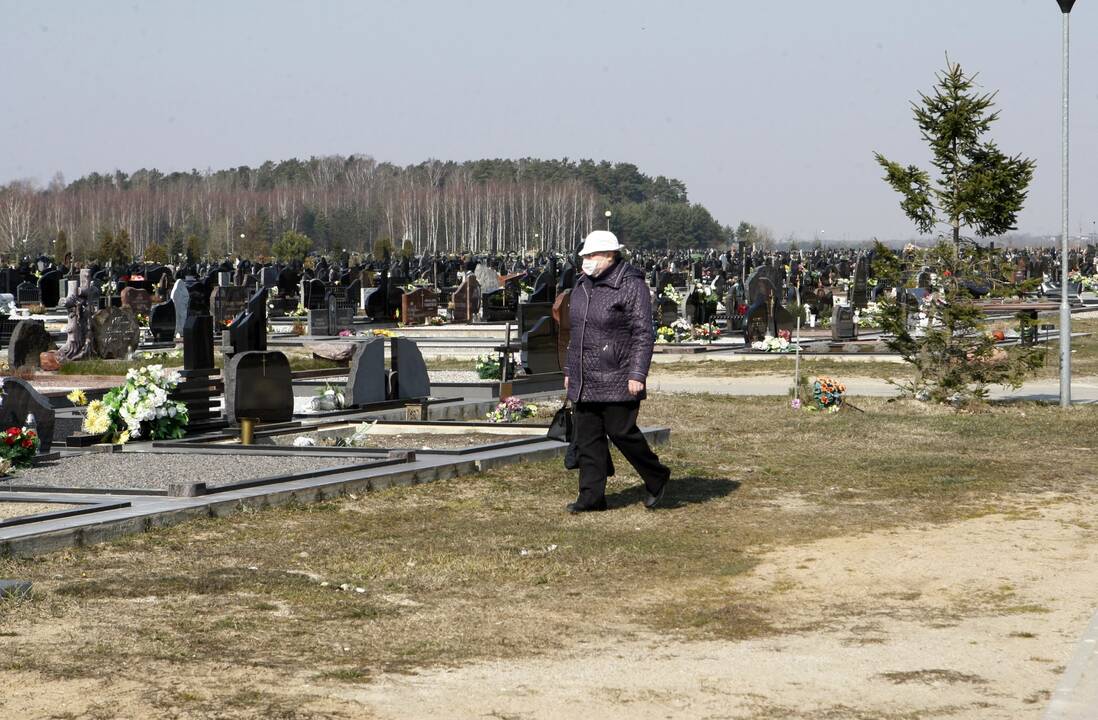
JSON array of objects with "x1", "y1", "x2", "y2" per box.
[{"x1": 3, "y1": 351, "x2": 1098, "y2": 718}]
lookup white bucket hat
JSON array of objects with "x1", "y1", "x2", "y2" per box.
[{"x1": 578, "y1": 230, "x2": 623, "y2": 256}]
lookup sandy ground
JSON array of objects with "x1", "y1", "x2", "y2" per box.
[
  {"x1": 2, "y1": 495, "x2": 1095, "y2": 719},
  {"x1": 316, "y1": 496, "x2": 1095, "y2": 720}
]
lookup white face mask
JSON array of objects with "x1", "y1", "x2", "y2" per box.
[{"x1": 582, "y1": 259, "x2": 602, "y2": 276}]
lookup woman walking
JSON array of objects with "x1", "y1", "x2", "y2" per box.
[{"x1": 563, "y1": 230, "x2": 670, "y2": 513}]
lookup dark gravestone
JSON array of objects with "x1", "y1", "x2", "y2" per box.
[
  {"x1": 225, "y1": 287, "x2": 268, "y2": 359},
  {"x1": 0, "y1": 317, "x2": 20, "y2": 347},
  {"x1": 832, "y1": 305, "x2": 858, "y2": 341},
  {"x1": 851, "y1": 258, "x2": 869, "y2": 310},
  {"x1": 16, "y1": 282, "x2": 40, "y2": 308},
  {"x1": 210, "y1": 285, "x2": 249, "y2": 329},
  {"x1": 528, "y1": 269, "x2": 554, "y2": 304},
  {"x1": 91, "y1": 307, "x2": 140, "y2": 359},
  {"x1": 260, "y1": 266, "x2": 279, "y2": 288},
  {"x1": 149, "y1": 299, "x2": 176, "y2": 342},
  {"x1": 0, "y1": 268, "x2": 20, "y2": 295},
  {"x1": 120, "y1": 287, "x2": 153, "y2": 318},
  {"x1": 183, "y1": 314, "x2": 214, "y2": 371},
  {"x1": 401, "y1": 287, "x2": 440, "y2": 325},
  {"x1": 307, "y1": 309, "x2": 330, "y2": 336},
  {"x1": 38, "y1": 270, "x2": 62, "y2": 308},
  {"x1": 345, "y1": 338, "x2": 386, "y2": 406},
  {"x1": 8, "y1": 320, "x2": 55, "y2": 369},
  {"x1": 518, "y1": 302, "x2": 556, "y2": 374},
  {"x1": 0, "y1": 378, "x2": 54, "y2": 452},
  {"x1": 521, "y1": 315, "x2": 560, "y2": 375},
  {"x1": 327, "y1": 291, "x2": 354, "y2": 334},
  {"x1": 389, "y1": 338, "x2": 430, "y2": 400},
  {"x1": 224, "y1": 350, "x2": 293, "y2": 424},
  {"x1": 305, "y1": 278, "x2": 327, "y2": 310},
  {"x1": 483, "y1": 277, "x2": 520, "y2": 322},
  {"x1": 452, "y1": 275, "x2": 481, "y2": 322},
  {"x1": 655, "y1": 295, "x2": 679, "y2": 327},
  {"x1": 917, "y1": 269, "x2": 932, "y2": 290}
]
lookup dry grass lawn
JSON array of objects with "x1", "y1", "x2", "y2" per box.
[{"x1": 2, "y1": 394, "x2": 1098, "y2": 718}]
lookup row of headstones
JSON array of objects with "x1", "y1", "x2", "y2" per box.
[{"x1": 223, "y1": 337, "x2": 432, "y2": 424}]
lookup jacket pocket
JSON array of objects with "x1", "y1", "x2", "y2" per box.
[{"x1": 599, "y1": 342, "x2": 626, "y2": 370}]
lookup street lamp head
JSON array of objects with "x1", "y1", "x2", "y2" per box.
[
  {"x1": 605, "y1": 210, "x2": 612, "y2": 218},
  {"x1": 1058, "y1": 0, "x2": 1076, "y2": 12}
]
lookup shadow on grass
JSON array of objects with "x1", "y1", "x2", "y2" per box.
[{"x1": 605, "y1": 475, "x2": 740, "y2": 510}]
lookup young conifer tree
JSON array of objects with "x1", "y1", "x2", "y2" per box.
[{"x1": 875, "y1": 60, "x2": 1035, "y2": 246}]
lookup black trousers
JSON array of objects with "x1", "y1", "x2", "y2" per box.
[{"x1": 573, "y1": 401, "x2": 670, "y2": 505}]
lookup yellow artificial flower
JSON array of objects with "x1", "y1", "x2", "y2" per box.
[
  {"x1": 114, "y1": 430, "x2": 130, "y2": 445},
  {"x1": 83, "y1": 400, "x2": 111, "y2": 435},
  {"x1": 66, "y1": 389, "x2": 88, "y2": 406}
]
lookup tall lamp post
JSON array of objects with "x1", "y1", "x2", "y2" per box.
[
  {"x1": 605, "y1": 210, "x2": 612, "y2": 231},
  {"x1": 1058, "y1": 0, "x2": 1075, "y2": 408}
]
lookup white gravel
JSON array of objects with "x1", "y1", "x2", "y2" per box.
[{"x1": 3, "y1": 453, "x2": 365, "y2": 491}]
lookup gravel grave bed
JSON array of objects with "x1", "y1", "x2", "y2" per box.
[
  {"x1": 0, "y1": 501, "x2": 76, "y2": 520},
  {"x1": 1, "y1": 453, "x2": 365, "y2": 491}
]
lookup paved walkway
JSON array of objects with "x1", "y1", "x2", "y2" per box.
[{"x1": 647, "y1": 374, "x2": 1098, "y2": 404}]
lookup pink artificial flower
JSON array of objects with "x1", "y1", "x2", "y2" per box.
[{"x1": 791, "y1": 398, "x2": 802, "y2": 410}]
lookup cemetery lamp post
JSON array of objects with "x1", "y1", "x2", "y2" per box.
[
  {"x1": 605, "y1": 210, "x2": 612, "y2": 231},
  {"x1": 1058, "y1": 0, "x2": 1076, "y2": 408}
]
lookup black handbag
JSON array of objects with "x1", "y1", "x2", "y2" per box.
[{"x1": 547, "y1": 401, "x2": 573, "y2": 443}]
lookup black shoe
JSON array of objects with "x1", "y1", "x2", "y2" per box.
[
  {"x1": 644, "y1": 482, "x2": 667, "y2": 510},
  {"x1": 567, "y1": 498, "x2": 607, "y2": 513}
]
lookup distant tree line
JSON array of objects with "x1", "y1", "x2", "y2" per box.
[{"x1": 0, "y1": 155, "x2": 731, "y2": 261}]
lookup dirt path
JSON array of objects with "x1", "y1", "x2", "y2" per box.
[
  {"x1": 325, "y1": 496, "x2": 1097, "y2": 719},
  {"x1": 3, "y1": 495, "x2": 1095, "y2": 719}
]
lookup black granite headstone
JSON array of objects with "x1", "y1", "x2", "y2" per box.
[
  {"x1": 149, "y1": 299, "x2": 176, "y2": 342},
  {"x1": 345, "y1": 338, "x2": 386, "y2": 406},
  {"x1": 224, "y1": 350, "x2": 293, "y2": 424},
  {"x1": 389, "y1": 338, "x2": 430, "y2": 400}
]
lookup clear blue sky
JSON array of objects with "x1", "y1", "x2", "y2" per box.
[{"x1": 2, "y1": 0, "x2": 1095, "y2": 242}]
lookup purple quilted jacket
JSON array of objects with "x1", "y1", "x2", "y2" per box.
[{"x1": 564, "y1": 259, "x2": 654, "y2": 403}]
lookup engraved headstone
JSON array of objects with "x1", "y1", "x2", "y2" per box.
[
  {"x1": 120, "y1": 287, "x2": 153, "y2": 317},
  {"x1": 91, "y1": 307, "x2": 141, "y2": 359},
  {"x1": 451, "y1": 275, "x2": 480, "y2": 323},
  {"x1": 401, "y1": 287, "x2": 440, "y2": 325}
]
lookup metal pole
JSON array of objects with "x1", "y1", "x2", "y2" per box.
[{"x1": 1060, "y1": 8, "x2": 1072, "y2": 408}]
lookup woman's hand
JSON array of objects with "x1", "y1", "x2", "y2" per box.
[
  {"x1": 628, "y1": 379, "x2": 644, "y2": 396},
  {"x1": 564, "y1": 376, "x2": 569, "y2": 391}
]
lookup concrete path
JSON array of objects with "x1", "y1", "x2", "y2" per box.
[
  {"x1": 647, "y1": 374, "x2": 1098, "y2": 404},
  {"x1": 1045, "y1": 610, "x2": 1098, "y2": 720}
]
